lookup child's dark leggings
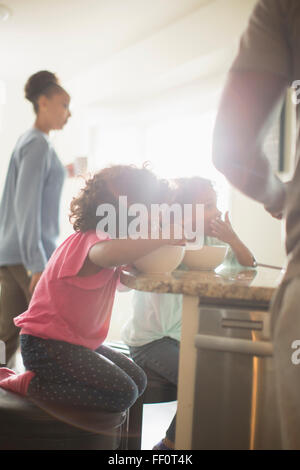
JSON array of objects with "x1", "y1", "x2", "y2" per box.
[{"x1": 20, "y1": 334, "x2": 147, "y2": 412}]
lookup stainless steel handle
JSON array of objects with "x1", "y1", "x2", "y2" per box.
[
  {"x1": 221, "y1": 319, "x2": 263, "y2": 331},
  {"x1": 194, "y1": 334, "x2": 273, "y2": 357}
]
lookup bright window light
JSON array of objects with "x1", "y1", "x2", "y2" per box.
[
  {"x1": 144, "y1": 110, "x2": 229, "y2": 212},
  {"x1": 90, "y1": 109, "x2": 229, "y2": 214},
  {"x1": 0, "y1": 80, "x2": 6, "y2": 105},
  {"x1": 145, "y1": 111, "x2": 217, "y2": 175},
  {"x1": 90, "y1": 124, "x2": 142, "y2": 171}
]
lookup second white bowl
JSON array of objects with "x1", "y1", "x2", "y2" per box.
[{"x1": 183, "y1": 245, "x2": 228, "y2": 271}]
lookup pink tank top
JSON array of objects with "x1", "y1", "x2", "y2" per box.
[{"x1": 15, "y1": 230, "x2": 121, "y2": 350}]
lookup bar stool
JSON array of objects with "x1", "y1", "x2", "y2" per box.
[
  {"x1": 127, "y1": 367, "x2": 177, "y2": 450},
  {"x1": 0, "y1": 388, "x2": 127, "y2": 450},
  {"x1": 103, "y1": 341, "x2": 177, "y2": 450}
]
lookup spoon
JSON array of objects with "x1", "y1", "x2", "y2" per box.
[{"x1": 256, "y1": 262, "x2": 284, "y2": 270}]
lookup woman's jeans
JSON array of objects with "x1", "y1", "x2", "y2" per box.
[{"x1": 130, "y1": 337, "x2": 179, "y2": 442}]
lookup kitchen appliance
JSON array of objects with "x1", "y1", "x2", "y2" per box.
[{"x1": 191, "y1": 303, "x2": 282, "y2": 450}]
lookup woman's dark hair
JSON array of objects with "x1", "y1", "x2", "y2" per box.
[
  {"x1": 25, "y1": 70, "x2": 66, "y2": 113},
  {"x1": 69, "y1": 164, "x2": 171, "y2": 233}
]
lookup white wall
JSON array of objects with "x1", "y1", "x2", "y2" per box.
[{"x1": 230, "y1": 190, "x2": 287, "y2": 267}]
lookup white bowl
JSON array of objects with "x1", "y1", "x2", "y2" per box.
[
  {"x1": 183, "y1": 245, "x2": 228, "y2": 271},
  {"x1": 133, "y1": 245, "x2": 185, "y2": 274}
]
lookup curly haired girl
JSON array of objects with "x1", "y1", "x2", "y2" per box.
[{"x1": 0, "y1": 164, "x2": 178, "y2": 422}]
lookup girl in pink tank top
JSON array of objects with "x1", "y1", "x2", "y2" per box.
[{"x1": 0, "y1": 164, "x2": 182, "y2": 424}]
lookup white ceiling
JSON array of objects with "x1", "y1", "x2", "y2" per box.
[
  {"x1": 65, "y1": 0, "x2": 257, "y2": 107},
  {"x1": 0, "y1": 0, "x2": 214, "y2": 82},
  {"x1": 0, "y1": 0, "x2": 259, "y2": 109}
]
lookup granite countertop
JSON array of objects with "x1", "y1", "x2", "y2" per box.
[{"x1": 120, "y1": 265, "x2": 285, "y2": 307}]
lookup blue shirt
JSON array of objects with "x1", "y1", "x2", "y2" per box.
[{"x1": 0, "y1": 128, "x2": 66, "y2": 273}]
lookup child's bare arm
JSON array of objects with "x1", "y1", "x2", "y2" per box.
[
  {"x1": 89, "y1": 236, "x2": 183, "y2": 269},
  {"x1": 226, "y1": 236, "x2": 256, "y2": 267},
  {"x1": 210, "y1": 212, "x2": 256, "y2": 267}
]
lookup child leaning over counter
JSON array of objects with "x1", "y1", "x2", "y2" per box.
[
  {"x1": 0, "y1": 164, "x2": 185, "y2": 425},
  {"x1": 121, "y1": 176, "x2": 256, "y2": 450}
]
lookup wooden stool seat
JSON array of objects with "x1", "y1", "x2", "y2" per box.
[{"x1": 0, "y1": 388, "x2": 126, "y2": 450}]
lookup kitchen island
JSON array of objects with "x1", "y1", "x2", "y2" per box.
[{"x1": 120, "y1": 265, "x2": 284, "y2": 450}]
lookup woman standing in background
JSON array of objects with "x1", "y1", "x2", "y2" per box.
[{"x1": 0, "y1": 70, "x2": 71, "y2": 367}]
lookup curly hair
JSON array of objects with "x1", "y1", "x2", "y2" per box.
[
  {"x1": 69, "y1": 164, "x2": 170, "y2": 233},
  {"x1": 172, "y1": 176, "x2": 215, "y2": 205}
]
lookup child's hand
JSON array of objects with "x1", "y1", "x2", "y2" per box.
[{"x1": 210, "y1": 212, "x2": 237, "y2": 245}]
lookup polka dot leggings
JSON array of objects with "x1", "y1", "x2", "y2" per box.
[{"x1": 20, "y1": 335, "x2": 147, "y2": 412}]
